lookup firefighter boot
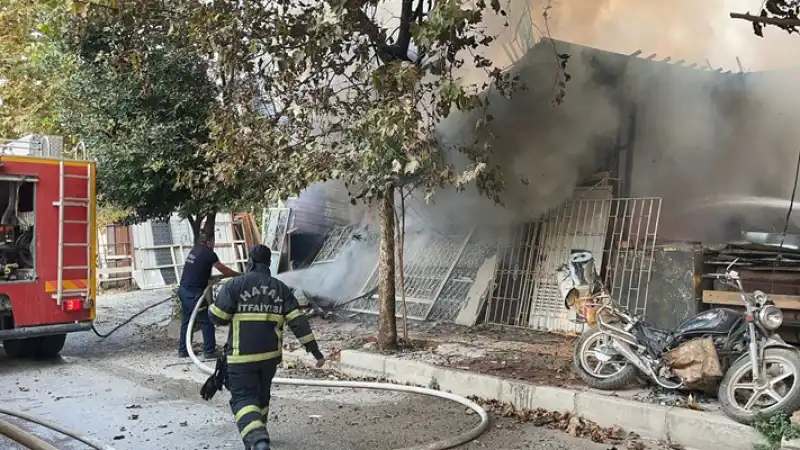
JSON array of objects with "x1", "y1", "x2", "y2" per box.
[{"x1": 252, "y1": 440, "x2": 270, "y2": 450}]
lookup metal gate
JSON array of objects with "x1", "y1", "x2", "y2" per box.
[
  {"x1": 330, "y1": 227, "x2": 498, "y2": 322},
  {"x1": 483, "y1": 222, "x2": 539, "y2": 327},
  {"x1": 484, "y1": 195, "x2": 661, "y2": 332},
  {"x1": 350, "y1": 229, "x2": 476, "y2": 320}
]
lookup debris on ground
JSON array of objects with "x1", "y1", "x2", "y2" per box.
[
  {"x1": 467, "y1": 397, "x2": 640, "y2": 446},
  {"x1": 793, "y1": 410, "x2": 800, "y2": 426},
  {"x1": 278, "y1": 366, "x2": 668, "y2": 448},
  {"x1": 631, "y1": 386, "x2": 716, "y2": 411}
]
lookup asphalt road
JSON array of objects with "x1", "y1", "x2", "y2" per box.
[{"x1": 0, "y1": 290, "x2": 624, "y2": 450}]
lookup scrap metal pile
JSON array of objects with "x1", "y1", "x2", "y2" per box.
[{"x1": 705, "y1": 231, "x2": 800, "y2": 295}]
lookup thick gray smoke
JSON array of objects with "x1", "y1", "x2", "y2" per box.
[
  {"x1": 414, "y1": 0, "x2": 800, "y2": 242},
  {"x1": 281, "y1": 0, "x2": 800, "y2": 299},
  {"x1": 513, "y1": 0, "x2": 800, "y2": 242}
]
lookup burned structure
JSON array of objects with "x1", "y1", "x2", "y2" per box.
[{"x1": 265, "y1": 38, "x2": 800, "y2": 336}]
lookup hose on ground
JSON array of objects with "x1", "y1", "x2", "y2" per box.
[
  {"x1": 187, "y1": 282, "x2": 491, "y2": 450},
  {"x1": 91, "y1": 295, "x2": 174, "y2": 338},
  {"x1": 0, "y1": 407, "x2": 115, "y2": 450},
  {"x1": 0, "y1": 417, "x2": 58, "y2": 450},
  {"x1": 0, "y1": 294, "x2": 174, "y2": 449}
]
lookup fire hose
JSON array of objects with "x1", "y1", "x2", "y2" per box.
[
  {"x1": 187, "y1": 282, "x2": 492, "y2": 450},
  {"x1": 0, "y1": 408, "x2": 114, "y2": 450}
]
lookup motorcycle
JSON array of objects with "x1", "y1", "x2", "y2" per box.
[{"x1": 557, "y1": 251, "x2": 800, "y2": 425}]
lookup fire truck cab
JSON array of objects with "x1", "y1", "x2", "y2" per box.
[{"x1": 0, "y1": 135, "x2": 96, "y2": 358}]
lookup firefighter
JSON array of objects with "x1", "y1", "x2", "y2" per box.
[
  {"x1": 178, "y1": 231, "x2": 240, "y2": 359},
  {"x1": 208, "y1": 244, "x2": 325, "y2": 450}
]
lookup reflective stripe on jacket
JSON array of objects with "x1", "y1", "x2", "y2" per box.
[{"x1": 209, "y1": 264, "x2": 323, "y2": 364}]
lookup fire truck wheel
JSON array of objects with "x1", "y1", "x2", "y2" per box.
[
  {"x1": 1, "y1": 338, "x2": 36, "y2": 359},
  {"x1": 32, "y1": 334, "x2": 66, "y2": 358}
]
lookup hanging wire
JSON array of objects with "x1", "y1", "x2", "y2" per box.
[{"x1": 770, "y1": 147, "x2": 800, "y2": 287}]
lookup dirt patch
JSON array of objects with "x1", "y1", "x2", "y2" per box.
[
  {"x1": 436, "y1": 328, "x2": 581, "y2": 387},
  {"x1": 450, "y1": 350, "x2": 579, "y2": 387},
  {"x1": 306, "y1": 314, "x2": 583, "y2": 388}
]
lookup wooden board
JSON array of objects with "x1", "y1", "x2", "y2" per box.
[{"x1": 702, "y1": 290, "x2": 800, "y2": 310}]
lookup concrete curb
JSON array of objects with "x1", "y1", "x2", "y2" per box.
[{"x1": 338, "y1": 350, "x2": 766, "y2": 450}]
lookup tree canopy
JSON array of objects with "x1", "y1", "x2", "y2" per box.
[
  {"x1": 58, "y1": 0, "x2": 522, "y2": 205},
  {"x1": 3, "y1": 0, "x2": 536, "y2": 348},
  {"x1": 4, "y1": 0, "x2": 526, "y2": 216},
  {"x1": 0, "y1": 0, "x2": 76, "y2": 137},
  {"x1": 57, "y1": 42, "x2": 223, "y2": 234}
]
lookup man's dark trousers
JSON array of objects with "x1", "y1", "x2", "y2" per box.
[
  {"x1": 178, "y1": 286, "x2": 216, "y2": 356},
  {"x1": 228, "y1": 359, "x2": 280, "y2": 449}
]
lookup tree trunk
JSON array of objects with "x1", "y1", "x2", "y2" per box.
[
  {"x1": 188, "y1": 215, "x2": 201, "y2": 240},
  {"x1": 202, "y1": 212, "x2": 217, "y2": 239},
  {"x1": 377, "y1": 190, "x2": 398, "y2": 351},
  {"x1": 396, "y1": 187, "x2": 409, "y2": 344}
]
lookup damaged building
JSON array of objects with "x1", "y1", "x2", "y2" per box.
[{"x1": 265, "y1": 38, "x2": 800, "y2": 337}]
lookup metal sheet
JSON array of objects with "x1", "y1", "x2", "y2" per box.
[{"x1": 341, "y1": 227, "x2": 497, "y2": 323}]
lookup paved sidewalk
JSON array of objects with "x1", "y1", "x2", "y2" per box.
[{"x1": 336, "y1": 349, "x2": 766, "y2": 450}]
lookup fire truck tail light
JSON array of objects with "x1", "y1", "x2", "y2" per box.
[{"x1": 63, "y1": 299, "x2": 83, "y2": 312}]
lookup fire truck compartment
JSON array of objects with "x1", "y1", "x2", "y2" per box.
[{"x1": 0, "y1": 177, "x2": 37, "y2": 283}]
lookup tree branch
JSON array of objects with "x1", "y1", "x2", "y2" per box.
[
  {"x1": 395, "y1": 0, "x2": 415, "y2": 52},
  {"x1": 730, "y1": 11, "x2": 800, "y2": 27}
]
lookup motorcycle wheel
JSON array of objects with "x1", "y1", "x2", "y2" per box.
[
  {"x1": 719, "y1": 348, "x2": 800, "y2": 425},
  {"x1": 573, "y1": 327, "x2": 639, "y2": 390}
]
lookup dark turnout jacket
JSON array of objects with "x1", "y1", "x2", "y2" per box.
[{"x1": 208, "y1": 264, "x2": 323, "y2": 364}]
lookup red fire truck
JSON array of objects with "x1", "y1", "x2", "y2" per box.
[{"x1": 0, "y1": 135, "x2": 96, "y2": 358}]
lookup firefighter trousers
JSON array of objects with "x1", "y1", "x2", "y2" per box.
[{"x1": 228, "y1": 359, "x2": 280, "y2": 449}]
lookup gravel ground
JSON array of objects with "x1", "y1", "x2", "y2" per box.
[{"x1": 0, "y1": 289, "x2": 664, "y2": 449}]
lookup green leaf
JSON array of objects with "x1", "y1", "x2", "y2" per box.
[{"x1": 403, "y1": 159, "x2": 420, "y2": 174}]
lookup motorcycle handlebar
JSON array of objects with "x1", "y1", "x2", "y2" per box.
[{"x1": 706, "y1": 272, "x2": 751, "y2": 304}]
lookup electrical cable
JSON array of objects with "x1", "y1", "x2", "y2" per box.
[
  {"x1": 769, "y1": 146, "x2": 800, "y2": 291},
  {"x1": 0, "y1": 408, "x2": 114, "y2": 450},
  {"x1": 91, "y1": 295, "x2": 174, "y2": 338},
  {"x1": 186, "y1": 281, "x2": 491, "y2": 450}
]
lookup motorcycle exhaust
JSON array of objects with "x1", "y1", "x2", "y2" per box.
[
  {"x1": 610, "y1": 339, "x2": 652, "y2": 374},
  {"x1": 610, "y1": 339, "x2": 683, "y2": 390}
]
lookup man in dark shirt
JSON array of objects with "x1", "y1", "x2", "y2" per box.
[{"x1": 178, "y1": 231, "x2": 240, "y2": 359}]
